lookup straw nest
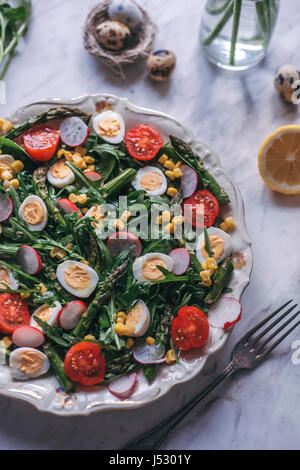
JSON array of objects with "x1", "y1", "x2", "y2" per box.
[{"x1": 83, "y1": 0, "x2": 156, "y2": 79}]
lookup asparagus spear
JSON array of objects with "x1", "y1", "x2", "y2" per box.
[
  {"x1": 105, "y1": 350, "x2": 134, "y2": 375},
  {"x1": 33, "y1": 166, "x2": 66, "y2": 227},
  {"x1": 73, "y1": 259, "x2": 130, "y2": 338},
  {"x1": 205, "y1": 258, "x2": 234, "y2": 304},
  {"x1": 4, "y1": 106, "x2": 90, "y2": 141},
  {"x1": 169, "y1": 135, "x2": 230, "y2": 205},
  {"x1": 43, "y1": 342, "x2": 75, "y2": 393},
  {"x1": 0, "y1": 243, "x2": 20, "y2": 258}
]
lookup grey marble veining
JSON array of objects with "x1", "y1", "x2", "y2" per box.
[{"x1": 0, "y1": 0, "x2": 300, "y2": 450}]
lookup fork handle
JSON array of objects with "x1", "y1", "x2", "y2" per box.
[{"x1": 123, "y1": 361, "x2": 238, "y2": 451}]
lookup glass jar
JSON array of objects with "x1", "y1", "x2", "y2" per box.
[{"x1": 200, "y1": 0, "x2": 280, "y2": 70}]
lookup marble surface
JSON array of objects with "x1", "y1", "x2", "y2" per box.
[{"x1": 1, "y1": 0, "x2": 300, "y2": 450}]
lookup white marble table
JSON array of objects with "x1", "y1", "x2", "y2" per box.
[{"x1": 0, "y1": 0, "x2": 300, "y2": 450}]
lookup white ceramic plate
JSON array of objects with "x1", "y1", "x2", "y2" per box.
[{"x1": 0, "y1": 94, "x2": 252, "y2": 415}]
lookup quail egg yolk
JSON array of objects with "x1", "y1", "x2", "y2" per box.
[
  {"x1": 124, "y1": 303, "x2": 144, "y2": 334},
  {"x1": 64, "y1": 265, "x2": 90, "y2": 290},
  {"x1": 50, "y1": 159, "x2": 72, "y2": 179},
  {"x1": 18, "y1": 350, "x2": 44, "y2": 375},
  {"x1": 140, "y1": 172, "x2": 163, "y2": 191},
  {"x1": 36, "y1": 305, "x2": 53, "y2": 323},
  {"x1": 201, "y1": 235, "x2": 225, "y2": 260},
  {"x1": 98, "y1": 117, "x2": 121, "y2": 138},
  {"x1": 23, "y1": 201, "x2": 45, "y2": 225},
  {"x1": 0, "y1": 267, "x2": 10, "y2": 287},
  {"x1": 142, "y1": 258, "x2": 167, "y2": 281}
]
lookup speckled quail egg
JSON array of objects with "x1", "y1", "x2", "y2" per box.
[
  {"x1": 123, "y1": 300, "x2": 150, "y2": 337},
  {"x1": 108, "y1": 0, "x2": 144, "y2": 30},
  {"x1": 47, "y1": 159, "x2": 75, "y2": 188},
  {"x1": 132, "y1": 166, "x2": 167, "y2": 196},
  {"x1": 18, "y1": 195, "x2": 48, "y2": 231},
  {"x1": 96, "y1": 20, "x2": 131, "y2": 51},
  {"x1": 196, "y1": 227, "x2": 232, "y2": 265},
  {"x1": 274, "y1": 65, "x2": 300, "y2": 103},
  {"x1": 147, "y1": 50, "x2": 176, "y2": 82},
  {"x1": 132, "y1": 252, "x2": 174, "y2": 283},
  {"x1": 56, "y1": 260, "x2": 99, "y2": 298},
  {"x1": 9, "y1": 347, "x2": 50, "y2": 380},
  {"x1": 93, "y1": 110, "x2": 125, "y2": 144},
  {"x1": 30, "y1": 296, "x2": 62, "y2": 331},
  {"x1": 0, "y1": 264, "x2": 18, "y2": 290}
]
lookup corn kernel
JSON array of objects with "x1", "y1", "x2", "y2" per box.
[
  {"x1": 58, "y1": 148, "x2": 73, "y2": 160},
  {"x1": 72, "y1": 154, "x2": 87, "y2": 169},
  {"x1": 200, "y1": 270, "x2": 213, "y2": 282},
  {"x1": 116, "y1": 311, "x2": 127, "y2": 321},
  {"x1": 172, "y1": 215, "x2": 184, "y2": 225},
  {"x1": 87, "y1": 164, "x2": 95, "y2": 172},
  {"x1": 158, "y1": 154, "x2": 168, "y2": 165},
  {"x1": 126, "y1": 338, "x2": 134, "y2": 349},
  {"x1": 167, "y1": 187, "x2": 178, "y2": 197},
  {"x1": 146, "y1": 336, "x2": 155, "y2": 345},
  {"x1": 1, "y1": 170, "x2": 12, "y2": 181},
  {"x1": 114, "y1": 323, "x2": 126, "y2": 336},
  {"x1": 84, "y1": 334, "x2": 95, "y2": 340},
  {"x1": 162, "y1": 210, "x2": 171, "y2": 223},
  {"x1": 175, "y1": 161, "x2": 182, "y2": 169},
  {"x1": 205, "y1": 257, "x2": 218, "y2": 270},
  {"x1": 21, "y1": 292, "x2": 30, "y2": 299},
  {"x1": 164, "y1": 159, "x2": 176, "y2": 170},
  {"x1": 66, "y1": 243, "x2": 73, "y2": 250},
  {"x1": 173, "y1": 168, "x2": 183, "y2": 178},
  {"x1": 83, "y1": 156, "x2": 95, "y2": 164},
  {"x1": 114, "y1": 219, "x2": 125, "y2": 230},
  {"x1": 120, "y1": 210, "x2": 131, "y2": 222},
  {"x1": 69, "y1": 193, "x2": 78, "y2": 203},
  {"x1": 165, "y1": 349, "x2": 176, "y2": 364},
  {"x1": 0, "y1": 336, "x2": 12, "y2": 349},
  {"x1": 164, "y1": 222, "x2": 174, "y2": 234},
  {"x1": 165, "y1": 170, "x2": 176, "y2": 180},
  {"x1": 38, "y1": 283, "x2": 47, "y2": 294},
  {"x1": 75, "y1": 146, "x2": 87, "y2": 156},
  {"x1": 155, "y1": 215, "x2": 162, "y2": 225},
  {"x1": 220, "y1": 217, "x2": 236, "y2": 232},
  {"x1": 9, "y1": 179, "x2": 19, "y2": 190},
  {"x1": 81, "y1": 207, "x2": 89, "y2": 215},
  {"x1": 77, "y1": 194, "x2": 88, "y2": 204},
  {"x1": 202, "y1": 279, "x2": 212, "y2": 287},
  {"x1": 80, "y1": 259, "x2": 89, "y2": 265},
  {"x1": 11, "y1": 160, "x2": 24, "y2": 174},
  {"x1": 0, "y1": 119, "x2": 13, "y2": 136}
]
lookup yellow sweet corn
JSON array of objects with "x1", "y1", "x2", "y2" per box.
[
  {"x1": 11, "y1": 160, "x2": 24, "y2": 174},
  {"x1": 114, "y1": 323, "x2": 126, "y2": 336},
  {"x1": 66, "y1": 243, "x2": 73, "y2": 250},
  {"x1": 164, "y1": 159, "x2": 176, "y2": 171},
  {"x1": 83, "y1": 156, "x2": 95, "y2": 164},
  {"x1": 8, "y1": 179, "x2": 19, "y2": 190},
  {"x1": 220, "y1": 217, "x2": 236, "y2": 231},
  {"x1": 164, "y1": 222, "x2": 174, "y2": 234},
  {"x1": 202, "y1": 257, "x2": 218, "y2": 270},
  {"x1": 116, "y1": 311, "x2": 127, "y2": 321},
  {"x1": 72, "y1": 153, "x2": 87, "y2": 169},
  {"x1": 165, "y1": 170, "x2": 176, "y2": 180},
  {"x1": 87, "y1": 164, "x2": 95, "y2": 172},
  {"x1": 125, "y1": 338, "x2": 134, "y2": 349},
  {"x1": 84, "y1": 334, "x2": 95, "y2": 340},
  {"x1": 75, "y1": 146, "x2": 87, "y2": 156},
  {"x1": 0, "y1": 119, "x2": 13, "y2": 136},
  {"x1": 21, "y1": 292, "x2": 30, "y2": 299},
  {"x1": 200, "y1": 269, "x2": 213, "y2": 282},
  {"x1": 146, "y1": 336, "x2": 155, "y2": 345},
  {"x1": 81, "y1": 208, "x2": 89, "y2": 215},
  {"x1": 175, "y1": 161, "x2": 182, "y2": 169},
  {"x1": 173, "y1": 168, "x2": 183, "y2": 178},
  {"x1": 77, "y1": 194, "x2": 88, "y2": 204},
  {"x1": 69, "y1": 193, "x2": 78, "y2": 203},
  {"x1": 172, "y1": 215, "x2": 184, "y2": 225},
  {"x1": 57, "y1": 148, "x2": 73, "y2": 160},
  {"x1": 165, "y1": 349, "x2": 176, "y2": 364},
  {"x1": 120, "y1": 210, "x2": 131, "y2": 222},
  {"x1": 158, "y1": 154, "x2": 168, "y2": 165},
  {"x1": 167, "y1": 187, "x2": 178, "y2": 197},
  {"x1": 0, "y1": 336, "x2": 12, "y2": 349},
  {"x1": 113, "y1": 219, "x2": 125, "y2": 230},
  {"x1": 162, "y1": 210, "x2": 171, "y2": 223},
  {"x1": 80, "y1": 259, "x2": 89, "y2": 265},
  {"x1": 202, "y1": 279, "x2": 212, "y2": 287},
  {"x1": 38, "y1": 283, "x2": 47, "y2": 294}
]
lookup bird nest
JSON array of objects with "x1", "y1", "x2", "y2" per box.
[{"x1": 83, "y1": 0, "x2": 156, "y2": 79}]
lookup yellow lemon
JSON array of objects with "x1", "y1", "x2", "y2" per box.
[{"x1": 258, "y1": 125, "x2": 300, "y2": 194}]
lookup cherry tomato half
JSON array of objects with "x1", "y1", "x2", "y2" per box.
[
  {"x1": 171, "y1": 306, "x2": 209, "y2": 351},
  {"x1": 0, "y1": 293, "x2": 30, "y2": 334},
  {"x1": 125, "y1": 124, "x2": 163, "y2": 161},
  {"x1": 23, "y1": 124, "x2": 60, "y2": 162},
  {"x1": 64, "y1": 342, "x2": 106, "y2": 386},
  {"x1": 182, "y1": 190, "x2": 219, "y2": 228}
]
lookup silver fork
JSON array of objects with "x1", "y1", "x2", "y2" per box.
[{"x1": 123, "y1": 299, "x2": 300, "y2": 450}]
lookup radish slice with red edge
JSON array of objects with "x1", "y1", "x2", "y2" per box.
[
  {"x1": 207, "y1": 297, "x2": 242, "y2": 331},
  {"x1": 169, "y1": 247, "x2": 190, "y2": 275},
  {"x1": 12, "y1": 326, "x2": 44, "y2": 348},
  {"x1": 108, "y1": 372, "x2": 137, "y2": 399},
  {"x1": 84, "y1": 171, "x2": 102, "y2": 181},
  {"x1": 17, "y1": 245, "x2": 43, "y2": 275},
  {"x1": 60, "y1": 117, "x2": 90, "y2": 147},
  {"x1": 57, "y1": 198, "x2": 80, "y2": 214},
  {"x1": 107, "y1": 231, "x2": 142, "y2": 257},
  {"x1": 58, "y1": 301, "x2": 87, "y2": 330},
  {"x1": 133, "y1": 340, "x2": 166, "y2": 364},
  {"x1": 181, "y1": 164, "x2": 198, "y2": 198},
  {"x1": 0, "y1": 194, "x2": 13, "y2": 222}
]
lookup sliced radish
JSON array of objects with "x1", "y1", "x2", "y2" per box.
[
  {"x1": 0, "y1": 194, "x2": 13, "y2": 222},
  {"x1": 207, "y1": 297, "x2": 242, "y2": 331},
  {"x1": 84, "y1": 171, "x2": 102, "y2": 181},
  {"x1": 12, "y1": 326, "x2": 45, "y2": 348},
  {"x1": 169, "y1": 247, "x2": 190, "y2": 275},
  {"x1": 60, "y1": 117, "x2": 90, "y2": 147},
  {"x1": 181, "y1": 164, "x2": 198, "y2": 198},
  {"x1": 58, "y1": 301, "x2": 87, "y2": 330},
  {"x1": 57, "y1": 198, "x2": 80, "y2": 214},
  {"x1": 108, "y1": 372, "x2": 137, "y2": 400},
  {"x1": 107, "y1": 231, "x2": 142, "y2": 257},
  {"x1": 133, "y1": 341, "x2": 166, "y2": 364},
  {"x1": 17, "y1": 245, "x2": 43, "y2": 275}
]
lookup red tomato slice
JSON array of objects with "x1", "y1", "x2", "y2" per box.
[
  {"x1": 64, "y1": 342, "x2": 106, "y2": 386},
  {"x1": 0, "y1": 293, "x2": 30, "y2": 334},
  {"x1": 183, "y1": 190, "x2": 219, "y2": 228},
  {"x1": 23, "y1": 125, "x2": 60, "y2": 162},
  {"x1": 171, "y1": 306, "x2": 209, "y2": 351},
  {"x1": 125, "y1": 124, "x2": 163, "y2": 161}
]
